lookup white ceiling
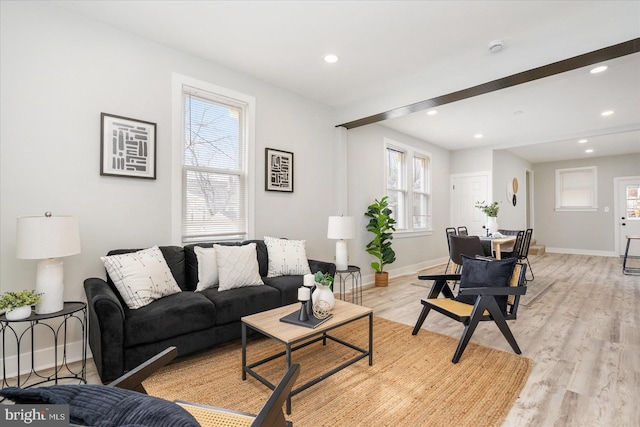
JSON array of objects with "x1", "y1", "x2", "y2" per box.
[{"x1": 51, "y1": 0, "x2": 640, "y2": 163}]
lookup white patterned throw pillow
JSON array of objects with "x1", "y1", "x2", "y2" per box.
[
  {"x1": 101, "y1": 246, "x2": 181, "y2": 310},
  {"x1": 264, "y1": 236, "x2": 312, "y2": 277},
  {"x1": 194, "y1": 246, "x2": 219, "y2": 291},
  {"x1": 214, "y1": 243, "x2": 264, "y2": 291}
]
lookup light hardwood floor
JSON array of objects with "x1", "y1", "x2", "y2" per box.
[{"x1": 12, "y1": 253, "x2": 640, "y2": 426}]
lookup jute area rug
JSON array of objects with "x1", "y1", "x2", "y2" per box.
[{"x1": 143, "y1": 317, "x2": 531, "y2": 427}]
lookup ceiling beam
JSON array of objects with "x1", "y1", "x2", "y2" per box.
[{"x1": 338, "y1": 38, "x2": 640, "y2": 129}]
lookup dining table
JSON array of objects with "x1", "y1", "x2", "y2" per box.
[{"x1": 479, "y1": 235, "x2": 517, "y2": 260}]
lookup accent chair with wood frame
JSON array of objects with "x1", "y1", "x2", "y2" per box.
[
  {"x1": 412, "y1": 256, "x2": 527, "y2": 363},
  {"x1": 1, "y1": 346, "x2": 300, "y2": 427}
]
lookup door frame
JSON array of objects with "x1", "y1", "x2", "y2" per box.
[{"x1": 613, "y1": 175, "x2": 640, "y2": 256}]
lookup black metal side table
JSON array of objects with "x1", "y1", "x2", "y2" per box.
[
  {"x1": 335, "y1": 265, "x2": 363, "y2": 305},
  {"x1": 1, "y1": 301, "x2": 87, "y2": 390}
]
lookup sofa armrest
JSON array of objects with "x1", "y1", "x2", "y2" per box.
[
  {"x1": 84, "y1": 278, "x2": 126, "y2": 383},
  {"x1": 308, "y1": 259, "x2": 336, "y2": 277}
]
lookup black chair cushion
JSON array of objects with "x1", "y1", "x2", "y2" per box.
[
  {"x1": 0, "y1": 385, "x2": 199, "y2": 427},
  {"x1": 123, "y1": 292, "x2": 216, "y2": 347},
  {"x1": 456, "y1": 255, "x2": 517, "y2": 313},
  {"x1": 199, "y1": 284, "x2": 281, "y2": 324}
]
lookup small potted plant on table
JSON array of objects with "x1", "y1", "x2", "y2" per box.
[{"x1": 0, "y1": 290, "x2": 41, "y2": 320}]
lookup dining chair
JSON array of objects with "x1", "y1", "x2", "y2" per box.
[
  {"x1": 447, "y1": 235, "x2": 485, "y2": 281},
  {"x1": 444, "y1": 227, "x2": 458, "y2": 274},
  {"x1": 517, "y1": 228, "x2": 534, "y2": 281},
  {"x1": 498, "y1": 230, "x2": 524, "y2": 259},
  {"x1": 457, "y1": 226, "x2": 469, "y2": 236}
]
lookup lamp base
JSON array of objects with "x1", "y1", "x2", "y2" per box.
[
  {"x1": 335, "y1": 240, "x2": 348, "y2": 271},
  {"x1": 35, "y1": 258, "x2": 65, "y2": 314}
]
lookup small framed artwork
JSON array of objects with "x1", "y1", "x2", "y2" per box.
[
  {"x1": 100, "y1": 113, "x2": 157, "y2": 179},
  {"x1": 265, "y1": 148, "x2": 294, "y2": 192}
]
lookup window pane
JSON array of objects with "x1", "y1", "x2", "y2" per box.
[
  {"x1": 413, "y1": 157, "x2": 425, "y2": 192},
  {"x1": 627, "y1": 184, "x2": 640, "y2": 218},
  {"x1": 387, "y1": 148, "x2": 403, "y2": 190},
  {"x1": 556, "y1": 167, "x2": 597, "y2": 209},
  {"x1": 413, "y1": 193, "x2": 428, "y2": 228},
  {"x1": 386, "y1": 190, "x2": 405, "y2": 229},
  {"x1": 183, "y1": 170, "x2": 245, "y2": 239},
  {"x1": 184, "y1": 94, "x2": 243, "y2": 171}
]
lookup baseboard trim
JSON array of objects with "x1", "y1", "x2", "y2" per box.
[
  {"x1": 1, "y1": 341, "x2": 91, "y2": 380},
  {"x1": 545, "y1": 247, "x2": 618, "y2": 257},
  {"x1": 360, "y1": 257, "x2": 448, "y2": 286}
]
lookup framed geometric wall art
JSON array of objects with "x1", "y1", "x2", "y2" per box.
[
  {"x1": 265, "y1": 147, "x2": 294, "y2": 192},
  {"x1": 100, "y1": 113, "x2": 157, "y2": 179}
]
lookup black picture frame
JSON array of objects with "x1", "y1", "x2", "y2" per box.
[
  {"x1": 100, "y1": 113, "x2": 157, "y2": 179},
  {"x1": 265, "y1": 148, "x2": 294, "y2": 192}
]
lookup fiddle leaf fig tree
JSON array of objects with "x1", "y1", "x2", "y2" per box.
[{"x1": 365, "y1": 196, "x2": 397, "y2": 273}]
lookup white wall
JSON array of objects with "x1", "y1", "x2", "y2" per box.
[
  {"x1": 346, "y1": 124, "x2": 451, "y2": 283},
  {"x1": 450, "y1": 147, "x2": 492, "y2": 174},
  {"x1": 533, "y1": 153, "x2": 640, "y2": 255},
  {"x1": 492, "y1": 150, "x2": 533, "y2": 230},
  {"x1": 0, "y1": 2, "x2": 336, "y2": 367}
]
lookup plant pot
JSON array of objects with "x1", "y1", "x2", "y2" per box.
[
  {"x1": 375, "y1": 272, "x2": 389, "y2": 287},
  {"x1": 5, "y1": 305, "x2": 32, "y2": 321},
  {"x1": 312, "y1": 283, "x2": 335, "y2": 309}
]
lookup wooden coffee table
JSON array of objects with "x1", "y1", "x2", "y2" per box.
[{"x1": 241, "y1": 299, "x2": 373, "y2": 414}]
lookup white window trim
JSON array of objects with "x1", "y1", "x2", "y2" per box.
[
  {"x1": 555, "y1": 166, "x2": 598, "y2": 212},
  {"x1": 384, "y1": 138, "x2": 433, "y2": 236},
  {"x1": 171, "y1": 73, "x2": 256, "y2": 244}
]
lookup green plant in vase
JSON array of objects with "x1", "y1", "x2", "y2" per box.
[
  {"x1": 365, "y1": 196, "x2": 396, "y2": 287},
  {"x1": 0, "y1": 290, "x2": 41, "y2": 320}
]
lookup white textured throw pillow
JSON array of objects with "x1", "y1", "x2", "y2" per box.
[
  {"x1": 264, "y1": 236, "x2": 312, "y2": 277},
  {"x1": 214, "y1": 243, "x2": 264, "y2": 291},
  {"x1": 194, "y1": 246, "x2": 219, "y2": 291},
  {"x1": 101, "y1": 246, "x2": 181, "y2": 309}
]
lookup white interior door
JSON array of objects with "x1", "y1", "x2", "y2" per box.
[
  {"x1": 617, "y1": 177, "x2": 640, "y2": 256},
  {"x1": 451, "y1": 172, "x2": 490, "y2": 236}
]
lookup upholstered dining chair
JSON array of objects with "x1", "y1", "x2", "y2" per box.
[{"x1": 412, "y1": 256, "x2": 527, "y2": 363}]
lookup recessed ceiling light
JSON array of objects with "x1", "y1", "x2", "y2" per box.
[
  {"x1": 324, "y1": 54, "x2": 339, "y2": 63},
  {"x1": 601, "y1": 110, "x2": 614, "y2": 116},
  {"x1": 474, "y1": 133, "x2": 483, "y2": 139},
  {"x1": 578, "y1": 139, "x2": 588, "y2": 143},
  {"x1": 590, "y1": 65, "x2": 608, "y2": 74},
  {"x1": 585, "y1": 149, "x2": 594, "y2": 153},
  {"x1": 426, "y1": 110, "x2": 438, "y2": 116}
]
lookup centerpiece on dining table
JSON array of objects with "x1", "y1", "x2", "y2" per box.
[{"x1": 475, "y1": 200, "x2": 500, "y2": 235}]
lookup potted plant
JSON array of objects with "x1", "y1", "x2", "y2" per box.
[
  {"x1": 475, "y1": 200, "x2": 500, "y2": 235},
  {"x1": 365, "y1": 196, "x2": 396, "y2": 287},
  {"x1": 312, "y1": 271, "x2": 335, "y2": 309},
  {"x1": 0, "y1": 290, "x2": 41, "y2": 320}
]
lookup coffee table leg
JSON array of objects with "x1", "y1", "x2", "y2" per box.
[
  {"x1": 241, "y1": 323, "x2": 247, "y2": 380},
  {"x1": 286, "y1": 343, "x2": 292, "y2": 415},
  {"x1": 369, "y1": 313, "x2": 373, "y2": 366}
]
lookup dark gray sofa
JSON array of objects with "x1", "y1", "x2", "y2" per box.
[{"x1": 84, "y1": 240, "x2": 335, "y2": 383}]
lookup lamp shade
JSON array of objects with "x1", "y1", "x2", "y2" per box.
[
  {"x1": 16, "y1": 214, "x2": 81, "y2": 259},
  {"x1": 327, "y1": 216, "x2": 355, "y2": 240}
]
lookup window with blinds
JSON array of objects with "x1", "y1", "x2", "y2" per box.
[
  {"x1": 385, "y1": 140, "x2": 432, "y2": 232},
  {"x1": 182, "y1": 86, "x2": 248, "y2": 241},
  {"x1": 555, "y1": 166, "x2": 597, "y2": 211}
]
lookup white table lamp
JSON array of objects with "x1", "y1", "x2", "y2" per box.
[
  {"x1": 16, "y1": 212, "x2": 81, "y2": 314},
  {"x1": 327, "y1": 216, "x2": 355, "y2": 271}
]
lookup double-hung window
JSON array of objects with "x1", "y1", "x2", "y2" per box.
[
  {"x1": 180, "y1": 83, "x2": 253, "y2": 242},
  {"x1": 385, "y1": 139, "x2": 432, "y2": 232}
]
